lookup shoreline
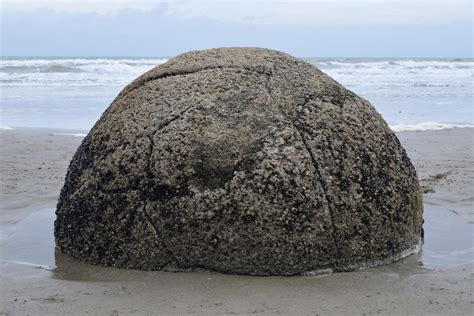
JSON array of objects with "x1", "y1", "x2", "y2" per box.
[{"x1": 1, "y1": 127, "x2": 472, "y2": 315}]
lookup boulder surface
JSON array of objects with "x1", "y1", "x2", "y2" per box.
[{"x1": 55, "y1": 48, "x2": 423, "y2": 275}]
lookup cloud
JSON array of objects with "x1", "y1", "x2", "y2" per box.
[
  {"x1": 2, "y1": 1, "x2": 472, "y2": 26},
  {"x1": 1, "y1": 0, "x2": 157, "y2": 14},
  {"x1": 1, "y1": 1, "x2": 472, "y2": 57},
  {"x1": 166, "y1": 1, "x2": 472, "y2": 27}
]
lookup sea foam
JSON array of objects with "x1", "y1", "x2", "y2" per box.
[
  {"x1": 1, "y1": 57, "x2": 472, "y2": 130},
  {"x1": 391, "y1": 122, "x2": 474, "y2": 132},
  {"x1": 53, "y1": 133, "x2": 87, "y2": 137}
]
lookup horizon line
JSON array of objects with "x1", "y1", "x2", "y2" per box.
[{"x1": 2, "y1": 55, "x2": 473, "y2": 59}]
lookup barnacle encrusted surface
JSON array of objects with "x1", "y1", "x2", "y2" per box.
[{"x1": 55, "y1": 48, "x2": 423, "y2": 275}]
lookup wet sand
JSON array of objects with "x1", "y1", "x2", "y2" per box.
[{"x1": 0, "y1": 127, "x2": 473, "y2": 315}]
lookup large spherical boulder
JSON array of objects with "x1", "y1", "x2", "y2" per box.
[{"x1": 55, "y1": 48, "x2": 423, "y2": 275}]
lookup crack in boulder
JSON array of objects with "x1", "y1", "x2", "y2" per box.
[
  {"x1": 292, "y1": 123, "x2": 342, "y2": 265},
  {"x1": 263, "y1": 70, "x2": 342, "y2": 267},
  {"x1": 140, "y1": 202, "x2": 177, "y2": 267},
  {"x1": 121, "y1": 65, "x2": 274, "y2": 99},
  {"x1": 140, "y1": 105, "x2": 200, "y2": 269}
]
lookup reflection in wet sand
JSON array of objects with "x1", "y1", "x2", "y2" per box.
[{"x1": 1, "y1": 204, "x2": 472, "y2": 283}]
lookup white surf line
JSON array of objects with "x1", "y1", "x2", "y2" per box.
[
  {"x1": 391, "y1": 122, "x2": 474, "y2": 132},
  {"x1": 52, "y1": 132, "x2": 87, "y2": 137},
  {"x1": 1, "y1": 259, "x2": 54, "y2": 270}
]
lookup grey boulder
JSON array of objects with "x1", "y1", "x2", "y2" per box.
[{"x1": 55, "y1": 48, "x2": 423, "y2": 275}]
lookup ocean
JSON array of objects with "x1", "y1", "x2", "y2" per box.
[{"x1": 1, "y1": 57, "x2": 473, "y2": 132}]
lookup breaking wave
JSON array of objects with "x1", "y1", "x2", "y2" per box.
[
  {"x1": 53, "y1": 133, "x2": 87, "y2": 137},
  {"x1": 0, "y1": 58, "x2": 169, "y2": 86},
  {"x1": 391, "y1": 122, "x2": 474, "y2": 132},
  {"x1": 1, "y1": 57, "x2": 472, "y2": 130}
]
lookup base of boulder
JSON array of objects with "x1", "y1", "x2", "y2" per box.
[{"x1": 151, "y1": 236, "x2": 423, "y2": 276}]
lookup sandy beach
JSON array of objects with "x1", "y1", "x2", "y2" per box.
[{"x1": 0, "y1": 127, "x2": 472, "y2": 315}]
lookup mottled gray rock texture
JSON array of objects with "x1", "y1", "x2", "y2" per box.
[{"x1": 55, "y1": 48, "x2": 423, "y2": 275}]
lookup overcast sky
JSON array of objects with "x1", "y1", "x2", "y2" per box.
[{"x1": 1, "y1": 0, "x2": 472, "y2": 57}]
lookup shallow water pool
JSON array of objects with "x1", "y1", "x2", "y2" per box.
[{"x1": 0, "y1": 204, "x2": 472, "y2": 281}]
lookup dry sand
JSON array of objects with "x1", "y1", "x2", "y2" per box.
[{"x1": 0, "y1": 127, "x2": 472, "y2": 315}]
